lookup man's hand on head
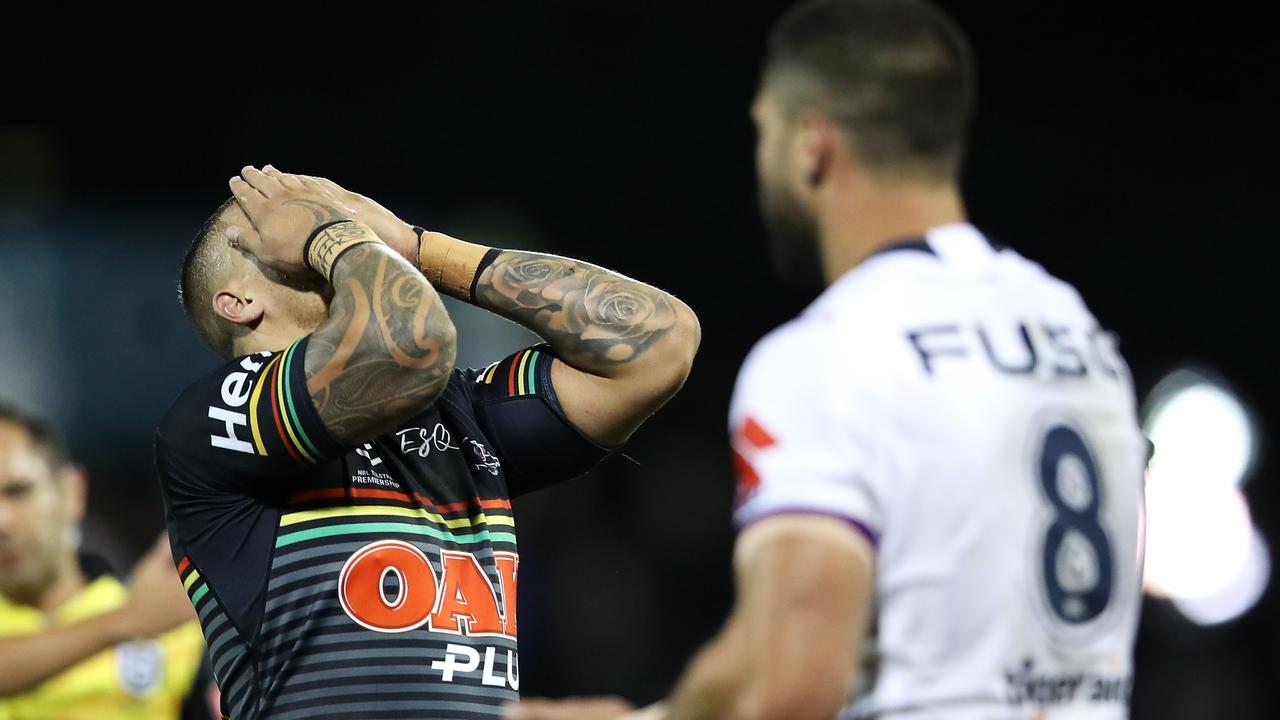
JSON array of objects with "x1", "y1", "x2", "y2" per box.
[
  {"x1": 262, "y1": 167, "x2": 420, "y2": 265},
  {"x1": 227, "y1": 165, "x2": 353, "y2": 276}
]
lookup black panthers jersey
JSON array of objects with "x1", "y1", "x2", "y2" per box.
[{"x1": 154, "y1": 339, "x2": 607, "y2": 719}]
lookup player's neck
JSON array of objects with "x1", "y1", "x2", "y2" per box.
[
  {"x1": 818, "y1": 178, "x2": 966, "y2": 283},
  {"x1": 237, "y1": 324, "x2": 310, "y2": 357},
  {"x1": 24, "y1": 553, "x2": 88, "y2": 615},
  {"x1": 43, "y1": 553, "x2": 88, "y2": 613}
]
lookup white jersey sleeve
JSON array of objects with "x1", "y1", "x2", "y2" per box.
[{"x1": 730, "y1": 318, "x2": 888, "y2": 544}]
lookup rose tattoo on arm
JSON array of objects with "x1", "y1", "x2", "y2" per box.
[{"x1": 474, "y1": 252, "x2": 678, "y2": 367}]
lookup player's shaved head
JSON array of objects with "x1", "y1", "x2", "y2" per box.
[
  {"x1": 764, "y1": 0, "x2": 975, "y2": 181},
  {"x1": 179, "y1": 199, "x2": 243, "y2": 358},
  {"x1": 179, "y1": 197, "x2": 334, "y2": 359}
]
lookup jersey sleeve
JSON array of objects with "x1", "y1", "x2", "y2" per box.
[
  {"x1": 729, "y1": 320, "x2": 888, "y2": 546},
  {"x1": 155, "y1": 336, "x2": 345, "y2": 484},
  {"x1": 154, "y1": 339, "x2": 349, "y2": 639},
  {"x1": 461, "y1": 344, "x2": 612, "y2": 497}
]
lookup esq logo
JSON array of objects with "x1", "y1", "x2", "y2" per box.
[
  {"x1": 207, "y1": 353, "x2": 270, "y2": 454},
  {"x1": 337, "y1": 540, "x2": 519, "y2": 639},
  {"x1": 395, "y1": 424, "x2": 458, "y2": 458}
]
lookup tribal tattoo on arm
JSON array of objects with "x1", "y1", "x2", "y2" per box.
[
  {"x1": 472, "y1": 251, "x2": 680, "y2": 372},
  {"x1": 282, "y1": 198, "x2": 348, "y2": 225},
  {"x1": 304, "y1": 244, "x2": 457, "y2": 443}
]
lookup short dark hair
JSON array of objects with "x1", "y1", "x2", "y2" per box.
[
  {"x1": 179, "y1": 198, "x2": 240, "y2": 358},
  {"x1": 764, "y1": 0, "x2": 976, "y2": 180},
  {"x1": 0, "y1": 402, "x2": 69, "y2": 470}
]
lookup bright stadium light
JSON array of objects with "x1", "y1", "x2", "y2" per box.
[
  {"x1": 1173, "y1": 529, "x2": 1271, "y2": 626},
  {"x1": 1145, "y1": 370, "x2": 1256, "y2": 489},
  {"x1": 1140, "y1": 369, "x2": 1269, "y2": 625}
]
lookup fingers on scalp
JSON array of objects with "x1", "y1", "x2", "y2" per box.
[
  {"x1": 240, "y1": 165, "x2": 284, "y2": 196},
  {"x1": 228, "y1": 176, "x2": 258, "y2": 207}
]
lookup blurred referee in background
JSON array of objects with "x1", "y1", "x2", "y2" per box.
[{"x1": 0, "y1": 403, "x2": 216, "y2": 719}]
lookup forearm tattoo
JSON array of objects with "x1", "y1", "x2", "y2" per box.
[
  {"x1": 473, "y1": 251, "x2": 678, "y2": 366},
  {"x1": 305, "y1": 245, "x2": 456, "y2": 442}
]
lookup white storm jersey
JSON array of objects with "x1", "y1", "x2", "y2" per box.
[{"x1": 730, "y1": 223, "x2": 1145, "y2": 720}]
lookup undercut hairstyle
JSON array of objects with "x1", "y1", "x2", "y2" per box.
[
  {"x1": 179, "y1": 198, "x2": 240, "y2": 358},
  {"x1": 0, "y1": 402, "x2": 69, "y2": 470},
  {"x1": 765, "y1": 0, "x2": 976, "y2": 180}
]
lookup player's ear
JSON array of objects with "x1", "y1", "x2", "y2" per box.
[
  {"x1": 793, "y1": 108, "x2": 835, "y2": 191},
  {"x1": 212, "y1": 288, "x2": 264, "y2": 327}
]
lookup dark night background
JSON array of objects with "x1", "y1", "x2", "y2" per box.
[{"x1": 1, "y1": 4, "x2": 1274, "y2": 717}]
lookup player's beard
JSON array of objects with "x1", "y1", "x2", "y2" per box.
[{"x1": 758, "y1": 178, "x2": 825, "y2": 292}]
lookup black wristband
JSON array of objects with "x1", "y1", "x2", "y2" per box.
[
  {"x1": 469, "y1": 247, "x2": 504, "y2": 302},
  {"x1": 302, "y1": 220, "x2": 357, "y2": 274}
]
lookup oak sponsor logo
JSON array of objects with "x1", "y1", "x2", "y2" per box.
[
  {"x1": 207, "y1": 353, "x2": 269, "y2": 454},
  {"x1": 338, "y1": 540, "x2": 521, "y2": 688},
  {"x1": 337, "y1": 540, "x2": 518, "y2": 637}
]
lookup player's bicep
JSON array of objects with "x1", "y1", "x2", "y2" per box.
[
  {"x1": 548, "y1": 359, "x2": 646, "y2": 446},
  {"x1": 732, "y1": 514, "x2": 875, "y2": 716},
  {"x1": 467, "y1": 346, "x2": 611, "y2": 496}
]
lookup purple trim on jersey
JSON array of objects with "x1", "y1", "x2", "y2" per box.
[{"x1": 737, "y1": 508, "x2": 879, "y2": 549}]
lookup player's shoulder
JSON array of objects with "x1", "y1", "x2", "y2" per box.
[
  {"x1": 156, "y1": 350, "x2": 279, "y2": 444},
  {"x1": 740, "y1": 265, "x2": 914, "y2": 387},
  {"x1": 829, "y1": 223, "x2": 1100, "y2": 322},
  {"x1": 739, "y1": 313, "x2": 836, "y2": 382},
  {"x1": 433, "y1": 366, "x2": 482, "y2": 415},
  {"x1": 734, "y1": 310, "x2": 883, "y2": 418}
]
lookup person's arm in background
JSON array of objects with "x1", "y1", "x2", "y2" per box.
[
  {"x1": 270, "y1": 168, "x2": 699, "y2": 447},
  {"x1": 227, "y1": 167, "x2": 457, "y2": 445},
  {"x1": 0, "y1": 538, "x2": 194, "y2": 697},
  {"x1": 505, "y1": 514, "x2": 874, "y2": 720},
  {"x1": 651, "y1": 515, "x2": 872, "y2": 720}
]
